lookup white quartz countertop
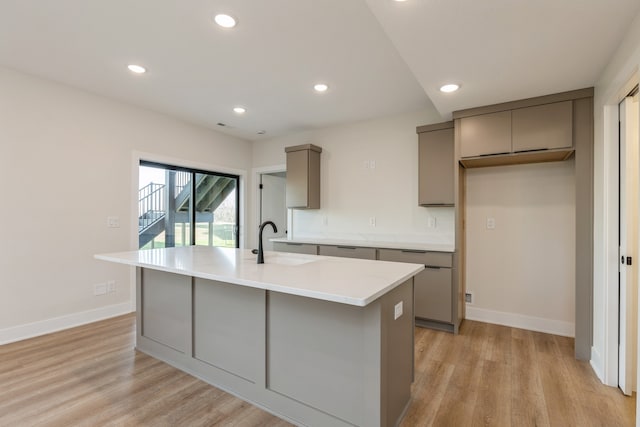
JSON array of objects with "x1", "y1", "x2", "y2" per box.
[
  {"x1": 95, "y1": 246, "x2": 424, "y2": 307},
  {"x1": 270, "y1": 237, "x2": 454, "y2": 253}
]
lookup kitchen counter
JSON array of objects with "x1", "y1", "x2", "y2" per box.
[
  {"x1": 95, "y1": 246, "x2": 423, "y2": 306},
  {"x1": 96, "y1": 246, "x2": 420, "y2": 426},
  {"x1": 270, "y1": 236, "x2": 454, "y2": 252}
]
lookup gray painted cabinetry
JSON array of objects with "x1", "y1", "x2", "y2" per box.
[
  {"x1": 274, "y1": 242, "x2": 460, "y2": 333},
  {"x1": 417, "y1": 122, "x2": 455, "y2": 206},
  {"x1": 458, "y1": 98, "x2": 576, "y2": 168},
  {"x1": 318, "y1": 245, "x2": 377, "y2": 260},
  {"x1": 136, "y1": 267, "x2": 414, "y2": 427},
  {"x1": 512, "y1": 101, "x2": 573, "y2": 152},
  {"x1": 378, "y1": 249, "x2": 454, "y2": 326},
  {"x1": 285, "y1": 144, "x2": 321, "y2": 209},
  {"x1": 460, "y1": 110, "x2": 512, "y2": 157}
]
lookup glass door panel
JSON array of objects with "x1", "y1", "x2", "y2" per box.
[
  {"x1": 138, "y1": 164, "x2": 191, "y2": 249},
  {"x1": 194, "y1": 173, "x2": 238, "y2": 248}
]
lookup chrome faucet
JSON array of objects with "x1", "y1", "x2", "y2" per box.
[{"x1": 257, "y1": 221, "x2": 278, "y2": 264}]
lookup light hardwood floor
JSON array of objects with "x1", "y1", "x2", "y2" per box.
[{"x1": 0, "y1": 314, "x2": 634, "y2": 426}]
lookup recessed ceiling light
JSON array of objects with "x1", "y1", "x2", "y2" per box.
[
  {"x1": 127, "y1": 64, "x2": 146, "y2": 74},
  {"x1": 233, "y1": 106, "x2": 246, "y2": 114},
  {"x1": 214, "y1": 14, "x2": 237, "y2": 28},
  {"x1": 440, "y1": 84, "x2": 460, "y2": 93},
  {"x1": 314, "y1": 83, "x2": 329, "y2": 93}
]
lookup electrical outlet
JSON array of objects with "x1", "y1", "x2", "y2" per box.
[
  {"x1": 394, "y1": 301, "x2": 403, "y2": 320},
  {"x1": 465, "y1": 292, "x2": 473, "y2": 304},
  {"x1": 427, "y1": 217, "x2": 436, "y2": 228},
  {"x1": 107, "y1": 216, "x2": 120, "y2": 228},
  {"x1": 106, "y1": 280, "x2": 116, "y2": 293},
  {"x1": 369, "y1": 160, "x2": 376, "y2": 169},
  {"x1": 94, "y1": 283, "x2": 107, "y2": 296},
  {"x1": 323, "y1": 216, "x2": 328, "y2": 226},
  {"x1": 486, "y1": 217, "x2": 496, "y2": 230},
  {"x1": 369, "y1": 216, "x2": 376, "y2": 227}
]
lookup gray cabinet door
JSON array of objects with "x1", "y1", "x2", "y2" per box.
[
  {"x1": 273, "y1": 241, "x2": 318, "y2": 255},
  {"x1": 285, "y1": 145, "x2": 321, "y2": 209},
  {"x1": 378, "y1": 249, "x2": 453, "y2": 323},
  {"x1": 460, "y1": 110, "x2": 512, "y2": 158},
  {"x1": 512, "y1": 101, "x2": 573, "y2": 152},
  {"x1": 419, "y1": 128, "x2": 454, "y2": 206},
  {"x1": 318, "y1": 245, "x2": 377, "y2": 260},
  {"x1": 415, "y1": 267, "x2": 452, "y2": 323}
]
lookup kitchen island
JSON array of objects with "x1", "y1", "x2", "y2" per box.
[{"x1": 95, "y1": 246, "x2": 423, "y2": 427}]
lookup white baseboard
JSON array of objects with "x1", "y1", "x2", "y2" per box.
[
  {"x1": 465, "y1": 305, "x2": 575, "y2": 337},
  {"x1": 0, "y1": 302, "x2": 133, "y2": 345},
  {"x1": 590, "y1": 346, "x2": 605, "y2": 382}
]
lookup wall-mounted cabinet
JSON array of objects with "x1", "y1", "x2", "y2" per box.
[
  {"x1": 457, "y1": 99, "x2": 575, "y2": 168},
  {"x1": 511, "y1": 101, "x2": 573, "y2": 152},
  {"x1": 459, "y1": 111, "x2": 511, "y2": 158},
  {"x1": 417, "y1": 122, "x2": 455, "y2": 206},
  {"x1": 285, "y1": 144, "x2": 322, "y2": 209}
]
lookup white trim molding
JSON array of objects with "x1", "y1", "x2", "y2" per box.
[
  {"x1": 465, "y1": 305, "x2": 575, "y2": 337},
  {"x1": 0, "y1": 302, "x2": 132, "y2": 345}
]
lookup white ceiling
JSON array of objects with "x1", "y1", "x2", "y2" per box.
[{"x1": 0, "y1": 0, "x2": 638, "y2": 141}]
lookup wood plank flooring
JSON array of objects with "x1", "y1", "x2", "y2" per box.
[{"x1": 0, "y1": 314, "x2": 634, "y2": 426}]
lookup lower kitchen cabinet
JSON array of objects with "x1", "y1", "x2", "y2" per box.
[
  {"x1": 318, "y1": 245, "x2": 377, "y2": 260},
  {"x1": 415, "y1": 267, "x2": 452, "y2": 323},
  {"x1": 273, "y1": 242, "x2": 318, "y2": 255},
  {"x1": 378, "y1": 249, "x2": 454, "y2": 328}
]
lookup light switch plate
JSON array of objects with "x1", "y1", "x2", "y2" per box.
[
  {"x1": 486, "y1": 217, "x2": 496, "y2": 230},
  {"x1": 107, "y1": 216, "x2": 120, "y2": 228},
  {"x1": 394, "y1": 301, "x2": 403, "y2": 320}
]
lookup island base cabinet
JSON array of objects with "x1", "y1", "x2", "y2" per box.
[
  {"x1": 134, "y1": 267, "x2": 414, "y2": 427},
  {"x1": 415, "y1": 267, "x2": 452, "y2": 323}
]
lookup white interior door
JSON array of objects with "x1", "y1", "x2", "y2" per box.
[
  {"x1": 619, "y1": 92, "x2": 639, "y2": 396},
  {"x1": 259, "y1": 173, "x2": 287, "y2": 251}
]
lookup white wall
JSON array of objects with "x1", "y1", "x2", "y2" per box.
[
  {"x1": 251, "y1": 109, "x2": 454, "y2": 248},
  {"x1": 592, "y1": 11, "x2": 640, "y2": 384},
  {"x1": 0, "y1": 66, "x2": 251, "y2": 343},
  {"x1": 465, "y1": 161, "x2": 576, "y2": 336}
]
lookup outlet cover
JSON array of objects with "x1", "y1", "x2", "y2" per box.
[
  {"x1": 394, "y1": 301, "x2": 403, "y2": 320},
  {"x1": 486, "y1": 217, "x2": 496, "y2": 230},
  {"x1": 427, "y1": 217, "x2": 436, "y2": 228},
  {"x1": 369, "y1": 217, "x2": 376, "y2": 227},
  {"x1": 465, "y1": 292, "x2": 473, "y2": 304},
  {"x1": 107, "y1": 216, "x2": 120, "y2": 228},
  {"x1": 106, "y1": 280, "x2": 116, "y2": 293},
  {"x1": 94, "y1": 283, "x2": 107, "y2": 296}
]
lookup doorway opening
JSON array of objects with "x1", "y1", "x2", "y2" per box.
[
  {"x1": 619, "y1": 86, "x2": 639, "y2": 396},
  {"x1": 258, "y1": 171, "x2": 287, "y2": 251}
]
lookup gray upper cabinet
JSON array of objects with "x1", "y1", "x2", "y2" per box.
[
  {"x1": 418, "y1": 124, "x2": 455, "y2": 206},
  {"x1": 459, "y1": 110, "x2": 511, "y2": 158},
  {"x1": 285, "y1": 144, "x2": 322, "y2": 209},
  {"x1": 512, "y1": 101, "x2": 573, "y2": 152}
]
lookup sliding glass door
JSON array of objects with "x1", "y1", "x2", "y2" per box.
[{"x1": 138, "y1": 161, "x2": 239, "y2": 249}]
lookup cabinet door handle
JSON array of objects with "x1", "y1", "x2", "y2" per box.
[
  {"x1": 425, "y1": 265, "x2": 442, "y2": 270},
  {"x1": 401, "y1": 249, "x2": 427, "y2": 254},
  {"x1": 286, "y1": 243, "x2": 303, "y2": 246},
  {"x1": 337, "y1": 246, "x2": 357, "y2": 250}
]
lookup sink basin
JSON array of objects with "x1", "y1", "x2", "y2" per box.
[{"x1": 265, "y1": 256, "x2": 315, "y2": 266}]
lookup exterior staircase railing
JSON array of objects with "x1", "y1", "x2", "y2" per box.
[{"x1": 138, "y1": 183, "x2": 165, "y2": 233}]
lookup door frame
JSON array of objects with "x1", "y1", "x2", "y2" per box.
[
  {"x1": 252, "y1": 164, "x2": 287, "y2": 249},
  {"x1": 602, "y1": 73, "x2": 640, "y2": 386}
]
